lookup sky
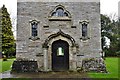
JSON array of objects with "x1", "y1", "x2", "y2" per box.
[
  {"x1": 100, "y1": 0, "x2": 119, "y2": 15},
  {"x1": 118, "y1": 1, "x2": 120, "y2": 19},
  {"x1": 0, "y1": 0, "x2": 119, "y2": 18},
  {"x1": 0, "y1": 0, "x2": 120, "y2": 39}
]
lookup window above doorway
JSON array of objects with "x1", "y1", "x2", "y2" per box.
[
  {"x1": 51, "y1": 8, "x2": 68, "y2": 17},
  {"x1": 48, "y1": 5, "x2": 71, "y2": 21}
]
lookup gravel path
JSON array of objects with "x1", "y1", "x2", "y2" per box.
[{"x1": 1, "y1": 71, "x2": 89, "y2": 78}]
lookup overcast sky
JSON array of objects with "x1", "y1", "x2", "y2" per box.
[
  {"x1": 0, "y1": 0, "x2": 120, "y2": 18},
  {"x1": 0, "y1": 0, "x2": 120, "y2": 39}
]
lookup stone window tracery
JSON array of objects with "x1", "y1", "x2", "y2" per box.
[
  {"x1": 52, "y1": 7, "x2": 68, "y2": 17},
  {"x1": 49, "y1": 5, "x2": 71, "y2": 20}
]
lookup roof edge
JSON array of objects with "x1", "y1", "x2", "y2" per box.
[{"x1": 18, "y1": 0, "x2": 100, "y2": 2}]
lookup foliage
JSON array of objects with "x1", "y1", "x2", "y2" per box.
[
  {"x1": 1, "y1": 5, "x2": 15, "y2": 58},
  {"x1": 101, "y1": 14, "x2": 120, "y2": 57},
  {"x1": 88, "y1": 57, "x2": 119, "y2": 78}
]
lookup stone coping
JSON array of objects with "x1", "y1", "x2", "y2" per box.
[{"x1": 18, "y1": 0, "x2": 100, "y2": 2}]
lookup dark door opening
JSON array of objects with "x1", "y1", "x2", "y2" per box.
[{"x1": 52, "y1": 40, "x2": 69, "y2": 71}]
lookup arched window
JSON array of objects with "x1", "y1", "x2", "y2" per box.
[
  {"x1": 80, "y1": 20, "x2": 89, "y2": 38},
  {"x1": 50, "y1": 6, "x2": 70, "y2": 17},
  {"x1": 31, "y1": 22, "x2": 38, "y2": 37},
  {"x1": 51, "y1": 7, "x2": 67, "y2": 17},
  {"x1": 56, "y1": 8, "x2": 64, "y2": 17},
  {"x1": 29, "y1": 20, "x2": 39, "y2": 37},
  {"x1": 82, "y1": 23, "x2": 87, "y2": 37}
]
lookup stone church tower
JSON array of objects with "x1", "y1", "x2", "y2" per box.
[{"x1": 12, "y1": 0, "x2": 106, "y2": 72}]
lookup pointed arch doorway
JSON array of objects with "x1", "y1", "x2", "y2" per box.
[
  {"x1": 42, "y1": 30, "x2": 77, "y2": 71},
  {"x1": 52, "y1": 40, "x2": 69, "y2": 71}
]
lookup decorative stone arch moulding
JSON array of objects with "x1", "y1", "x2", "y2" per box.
[
  {"x1": 49, "y1": 5, "x2": 71, "y2": 17},
  {"x1": 79, "y1": 20, "x2": 89, "y2": 24},
  {"x1": 29, "y1": 19, "x2": 40, "y2": 24},
  {"x1": 48, "y1": 5, "x2": 71, "y2": 21},
  {"x1": 42, "y1": 29, "x2": 77, "y2": 48},
  {"x1": 42, "y1": 30, "x2": 79, "y2": 71}
]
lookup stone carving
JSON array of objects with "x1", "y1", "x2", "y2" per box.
[
  {"x1": 43, "y1": 30, "x2": 76, "y2": 48},
  {"x1": 49, "y1": 5, "x2": 71, "y2": 18}
]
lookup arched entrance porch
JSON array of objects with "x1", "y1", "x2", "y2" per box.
[{"x1": 42, "y1": 30, "x2": 78, "y2": 71}]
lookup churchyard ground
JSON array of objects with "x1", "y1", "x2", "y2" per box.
[
  {"x1": 0, "y1": 57, "x2": 119, "y2": 79},
  {"x1": 88, "y1": 57, "x2": 119, "y2": 78}
]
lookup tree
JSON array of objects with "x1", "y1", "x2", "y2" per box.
[
  {"x1": 109, "y1": 19, "x2": 120, "y2": 57},
  {"x1": 101, "y1": 14, "x2": 112, "y2": 50},
  {"x1": 1, "y1": 5, "x2": 15, "y2": 58},
  {"x1": 0, "y1": 9, "x2": 2, "y2": 58},
  {"x1": 101, "y1": 14, "x2": 120, "y2": 57}
]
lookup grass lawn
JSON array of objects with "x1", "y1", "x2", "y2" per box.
[
  {"x1": 0, "y1": 58, "x2": 15, "y2": 73},
  {"x1": 88, "y1": 57, "x2": 119, "y2": 78}
]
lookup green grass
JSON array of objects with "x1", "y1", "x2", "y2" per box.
[
  {"x1": 0, "y1": 58, "x2": 15, "y2": 73},
  {"x1": 88, "y1": 57, "x2": 119, "y2": 78}
]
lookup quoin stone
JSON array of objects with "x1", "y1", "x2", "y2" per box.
[{"x1": 12, "y1": 0, "x2": 107, "y2": 72}]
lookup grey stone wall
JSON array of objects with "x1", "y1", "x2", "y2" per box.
[{"x1": 16, "y1": 1, "x2": 102, "y2": 71}]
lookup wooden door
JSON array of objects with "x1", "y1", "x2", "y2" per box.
[{"x1": 52, "y1": 40, "x2": 69, "y2": 71}]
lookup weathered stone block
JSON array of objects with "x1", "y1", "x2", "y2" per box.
[
  {"x1": 82, "y1": 58, "x2": 107, "y2": 73},
  {"x1": 12, "y1": 60, "x2": 38, "y2": 72}
]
